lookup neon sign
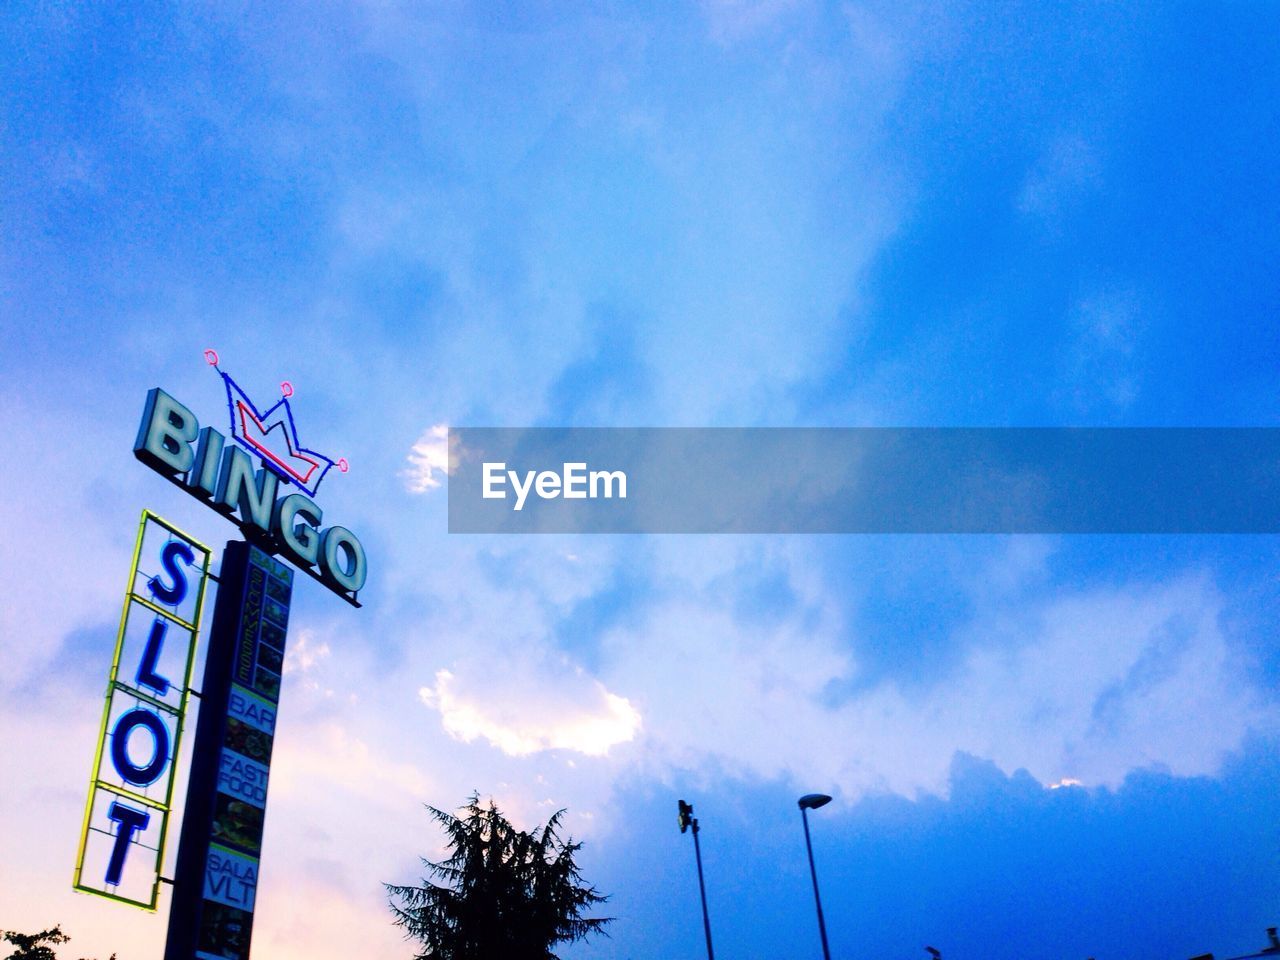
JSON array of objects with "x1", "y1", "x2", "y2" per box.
[
  {"x1": 207, "y1": 352, "x2": 343, "y2": 498},
  {"x1": 134, "y1": 364, "x2": 367, "y2": 605},
  {"x1": 80, "y1": 355, "x2": 368, "y2": 955},
  {"x1": 74, "y1": 512, "x2": 211, "y2": 910}
]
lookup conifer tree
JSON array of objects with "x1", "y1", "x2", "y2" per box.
[{"x1": 387, "y1": 795, "x2": 612, "y2": 959}]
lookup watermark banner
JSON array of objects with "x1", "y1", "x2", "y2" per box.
[{"x1": 448, "y1": 428, "x2": 1280, "y2": 534}]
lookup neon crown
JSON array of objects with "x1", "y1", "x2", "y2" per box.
[{"x1": 205, "y1": 349, "x2": 348, "y2": 497}]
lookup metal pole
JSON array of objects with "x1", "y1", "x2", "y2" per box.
[
  {"x1": 801, "y1": 807, "x2": 831, "y2": 960},
  {"x1": 691, "y1": 819, "x2": 715, "y2": 960}
]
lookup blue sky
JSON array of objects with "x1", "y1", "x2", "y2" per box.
[{"x1": 2, "y1": 1, "x2": 1279, "y2": 958}]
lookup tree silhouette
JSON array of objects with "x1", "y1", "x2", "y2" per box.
[
  {"x1": 386, "y1": 795, "x2": 612, "y2": 960},
  {"x1": 1, "y1": 925, "x2": 115, "y2": 960}
]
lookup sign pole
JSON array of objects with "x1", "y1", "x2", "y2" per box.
[{"x1": 165, "y1": 541, "x2": 294, "y2": 960}]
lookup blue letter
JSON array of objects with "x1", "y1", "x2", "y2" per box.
[
  {"x1": 105, "y1": 802, "x2": 150, "y2": 886},
  {"x1": 135, "y1": 619, "x2": 172, "y2": 697},
  {"x1": 148, "y1": 540, "x2": 195, "y2": 606},
  {"x1": 110, "y1": 709, "x2": 170, "y2": 786}
]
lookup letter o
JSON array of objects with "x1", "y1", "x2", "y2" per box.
[
  {"x1": 319, "y1": 526, "x2": 367, "y2": 594},
  {"x1": 110, "y1": 709, "x2": 171, "y2": 786}
]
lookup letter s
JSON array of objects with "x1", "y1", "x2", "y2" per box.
[{"x1": 148, "y1": 540, "x2": 195, "y2": 606}]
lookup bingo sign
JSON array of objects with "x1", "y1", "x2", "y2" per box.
[
  {"x1": 74, "y1": 512, "x2": 211, "y2": 909},
  {"x1": 75, "y1": 356, "x2": 366, "y2": 959}
]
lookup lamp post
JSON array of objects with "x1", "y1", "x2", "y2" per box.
[
  {"x1": 798, "y1": 793, "x2": 833, "y2": 960},
  {"x1": 678, "y1": 799, "x2": 715, "y2": 960}
]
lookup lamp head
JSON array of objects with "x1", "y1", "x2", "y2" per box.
[
  {"x1": 678, "y1": 799, "x2": 693, "y2": 834},
  {"x1": 798, "y1": 793, "x2": 833, "y2": 810}
]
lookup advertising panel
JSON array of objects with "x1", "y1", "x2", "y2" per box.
[{"x1": 165, "y1": 542, "x2": 292, "y2": 960}]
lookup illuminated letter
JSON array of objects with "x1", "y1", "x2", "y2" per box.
[
  {"x1": 135, "y1": 619, "x2": 172, "y2": 696},
  {"x1": 319, "y1": 526, "x2": 367, "y2": 593},
  {"x1": 273, "y1": 493, "x2": 323, "y2": 567},
  {"x1": 110, "y1": 709, "x2": 171, "y2": 787},
  {"x1": 148, "y1": 540, "x2": 194, "y2": 606},
  {"x1": 188, "y1": 426, "x2": 225, "y2": 499},
  {"x1": 134, "y1": 388, "x2": 198, "y2": 476},
  {"x1": 215, "y1": 446, "x2": 279, "y2": 534},
  {"x1": 104, "y1": 802, "x2": 150, "y2": 886}
]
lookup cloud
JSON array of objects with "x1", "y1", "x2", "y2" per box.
[
  {"x1": 928, "y1": 572, "x2": 1266, "y2": 786},
  {"x1": 597, "y1": 541, "x2": 1276, "y2": 798},
  {"x1": 6, "y1": 5, "x2": 1278, "y2": 958},
  {"x1": 366, "y1": 529, "x2": 1276, "y2": 814},
  {"x1": 701, "y1": 0, "x2": 806, "y2": 43},
  {"x1": 420, "y1": 666, "x2": 642, "y2": 758},
  {"x1": 1017, "y1": 132, "x2": 1103, "y2": 224},
  {"x1": 1055, "y1": 288, "x2": 1144, "y2": 414},
  {"x1": 0, "y1": 387, "x2": 205, "y2": 694},
  {"x1": 402, "y1": 423, "x2": 452, "y2": 493},
  {"x1": 249, "y1": 717, "x2": 441, "y2": 960},
  {"x1": 284, "y1": 628, "x2": 332, "y2": 675}
]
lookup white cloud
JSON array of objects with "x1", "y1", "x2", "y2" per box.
[
  {"x1": 420, "y1": 667, "x2": 641, "y2": 758},
  {"x1": 247, "y1": 716, "x2": 440, "y2": 960},
  {"x1": 402, "y1": 423, "x2": 452, "y2": 493},
  {"x1": 598, "y1": 541, "x2": 1277, "y2": 799},
  {"x1": 1056, "y1": 288, "x2": 1144, "y2": 414},
  {"x1": 922, "y1": 573, "x2": 1266, "y2": 786},
  {"x1": 701, "y1": 0, "x2": 806, "y2": 43},
  {"x1": 284, "y1": 628, "x2": 332, "y2": 675},
  {"x1": 0, "y1": 395, "x2": 125, "y2": 689},
  {"x1": 1017, "y1": 132, "x2": 1103, "y2": 224}
]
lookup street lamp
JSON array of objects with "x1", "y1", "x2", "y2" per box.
[
  {"x1": 798, "y1": 793, "x2": 833, "y2": 960},
  {"x1": 678, "y1": 799, "x2": 715, "y2": 960}
]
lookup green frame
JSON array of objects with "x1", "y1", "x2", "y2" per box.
[{"x1": 72, "y1": 510, "x2": 212, "y2": 911}]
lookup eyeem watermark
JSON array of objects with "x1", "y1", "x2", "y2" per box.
[
  {"x1": 450, "y1": 427, "x2": 1280, "y2": 533},
  {"x1": 482, "y1": 461, "x2": 628, "y2": 511}
]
